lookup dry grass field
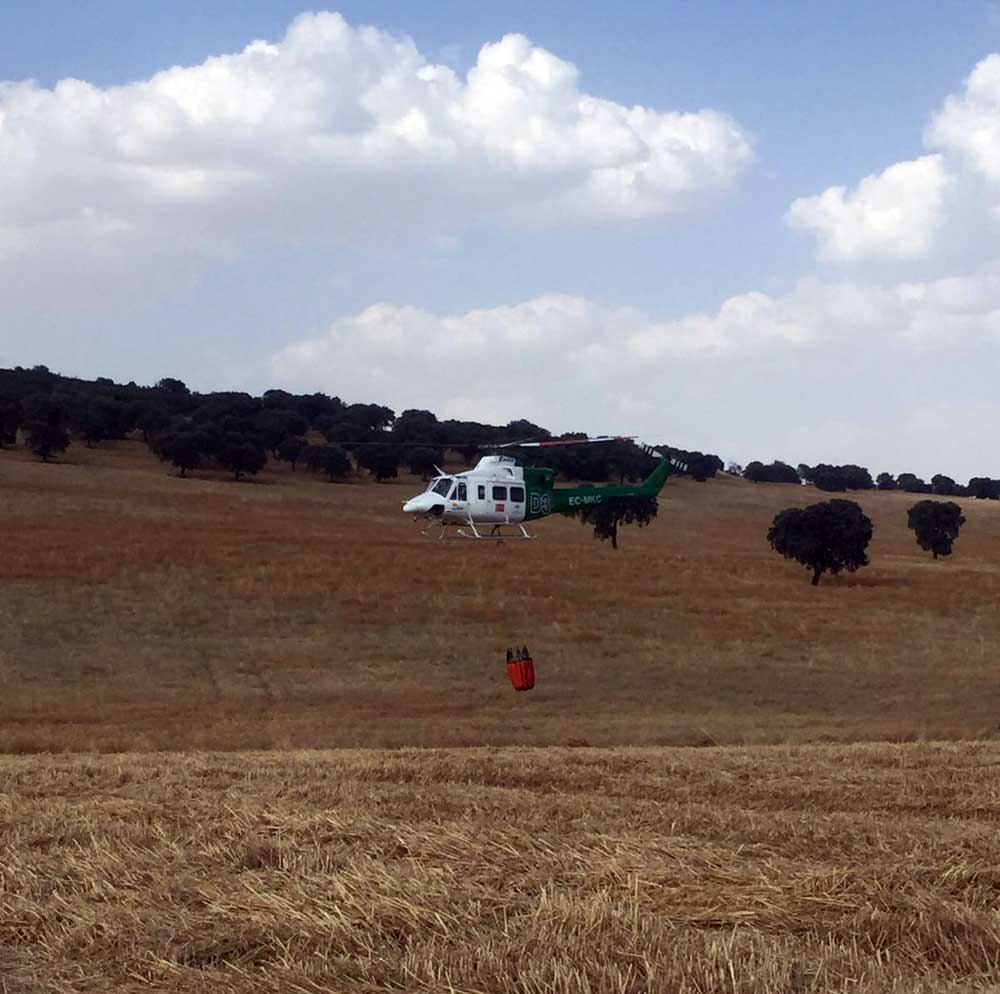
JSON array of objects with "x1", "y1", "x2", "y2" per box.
[
  {"x1": 5, "y1": 742, "x2": 1000, "y2": 992},
  {"x1": 3, "y1": 438, "x2": 1000, "y2": 752},
  {"x1": 6, "y1": 441, "x2": 1000, "y2": 992}
]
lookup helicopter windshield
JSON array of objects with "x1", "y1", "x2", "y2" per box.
[{"x1": 429, "y1": 477, "x2": 453, "y2": 497}]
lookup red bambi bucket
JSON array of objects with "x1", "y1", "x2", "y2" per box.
[{"x1": 506, "y1": 656, "x2": 535, "y2": 692}]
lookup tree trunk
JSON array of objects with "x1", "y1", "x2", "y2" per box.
[
  {"x1": 611, "y1": 524, "x2": 619, "y2": 550},
  {"x1": 811, "y1": 566, "x2": 821, "y2": 586},
  {"x1": 180, "y1": 467, "x2": 186, "y2": 478},
  {"x1": 933, "y1": 550, "x2": 938, "y2": 559}
]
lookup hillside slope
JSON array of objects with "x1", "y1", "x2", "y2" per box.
[{"x1": 3, "y1": 440, "x2": 1000, "y2": 751}]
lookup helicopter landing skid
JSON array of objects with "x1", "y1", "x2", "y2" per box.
[
  {"x1": 420, "y1": 519, "x2": 535, "y2": 540},
  {"x1": 456, "y1": 521, "x2": 535, "y2": 541}
]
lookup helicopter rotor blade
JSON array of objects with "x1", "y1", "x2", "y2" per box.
[{"x1": 489, "y1": 435, "x2": 636, "y2": 450}]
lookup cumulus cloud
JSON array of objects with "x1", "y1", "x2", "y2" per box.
[
  {"x1": 263, "y1": 268, "x2": 1000, "y2": 477},
  {"x1": 786, "y1": 155, "x2": 953, "y2": 264},
  {"x1": 268, "y1": 267, "x2": 1000, "y2": 417},
  {"x1": 0, "y1": 11, "x2": 752, "y2": 277},
  {"x1": 242, "y1": 45, "x2": 1000, "y2": 477},
  {"x1": 788, "y1": 52, "x2": 1000, "y2": 265},
  {"x1": 925, "y1": 53, "x2": 1000, "y2": 184}
]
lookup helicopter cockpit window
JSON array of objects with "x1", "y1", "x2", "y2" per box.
[{"x1": 431, "y1": 478, "x2": 453, "y2": 497}]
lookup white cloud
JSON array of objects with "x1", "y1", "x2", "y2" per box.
[
  {"x1": 0, "y1": 11, "x2": 752, "y2": 277},
  {"x1": 787, "y1": 52, "x2": 1000, "y2": 265},
  {"x1": 785, "y1": 155, "x2": 953, "y2": 264},
  {"x1": 926, "y1": 53, "x2": 1000, "y2": 184},
  {"x1": 268, "y1": 266, "x2": 1000, "y2": 418},
  {"x1": 264, "y1": 269, "x2": 1000, "y2": 477},
  {"x1": 11, "y1": 22, "x2": 1000, "y2": 480},
  {"x1": 220, "y1": 44, "x2": 1000, "y2": 478}
]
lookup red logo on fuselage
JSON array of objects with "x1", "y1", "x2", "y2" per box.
[{"x1": 495, "y1": 503, "x2": 505, "y2": 512}]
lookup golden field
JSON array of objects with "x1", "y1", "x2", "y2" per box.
[
  {"x1": 5, "y1": 441, "x2": 1000, "y2": 992},
  {"x1": 5, "y1": 743, "x2": 1000, "y2": 992},
  {"x1": 2, "y1": 438, "x2": 1000, "y2": 751}
]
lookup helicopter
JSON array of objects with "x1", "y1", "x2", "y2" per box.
[{"x1": 402, "y1": 436, "x2": 686, "y2": 539}]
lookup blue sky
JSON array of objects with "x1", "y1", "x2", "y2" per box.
[{"x1": 3, "y1": 2, "x2": 1000, "y2": 476}]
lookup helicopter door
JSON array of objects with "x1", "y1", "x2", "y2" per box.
[
  {"x1": 490, "y1": 484, "x2": 508, "y2": 522},
  {"x1": 451, "y1": 481, "x2": 468, "y2": 510},
  {"x1": 508, "y1": 484, "x2": 526, "y2": 522}
]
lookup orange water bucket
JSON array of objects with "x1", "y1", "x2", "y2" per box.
[{"x1": 506, "y1": 656, "x2": 535, "y2": 692}]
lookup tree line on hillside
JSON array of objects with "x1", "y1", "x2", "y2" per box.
[
  {"x1": 0, "y1": 366, "x2": 722, "y2": 487},
  {"x1": 742, "y1": 459, "x2": 999, "y2": 500},
  {"x1": 4, "y1": 366, "x2": 981, "y2": 558},
  {"x1": 769, "y1": 497, "x2": 966, "y2": 585}
]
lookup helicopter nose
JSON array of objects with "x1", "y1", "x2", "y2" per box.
[{"x1": 402, "y1": 494, "x2": 444, "y2": 516}]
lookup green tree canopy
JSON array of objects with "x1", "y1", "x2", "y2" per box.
[
  {"x1": 151, "y1": 426, "x2": 206, "y2": 477},
  {"x1": 277, "y1": 435, "x2": 309, "y2": 471},
  {"x1": 135, "y1": 401, "x2": 173, "y2": 442},
  {"x1": 568, "y1": 495, "x2": 658, "y2": 550},
  {"x1": 392, "y1": 410, "x2": 444, "y2": 448},
  {"x1": 767, "y1": 499, "x2": 873, "y2": 586},
  {"x1": 303, "y1": 443, "x2": 352, "y2": 481},
  {"x1": 357, "y1": 445, "x2": 400, "y2": 482},
  {"x1": 968, "y1": 477, "x2": 1000, "y2": 500},
  {"x1": 26, "y1": 422, "x2": 70, "y2": 462},
  {"x1": 406, "y1": 446, "x2": 442, "y2": 481},
  {"x1": 897, "y1": 472, "x2": 930, "y2": 494},
  {"x1": 255, "y1": 409, "x2": 309, "y2": 456},
  {"x1": 155, "y1": 377, "x2": 190, "y2": 396},
  {"x1": 931, "y1": 474, "x2": 962, "y2": 496},
  {"x1": 799, "y1": 464, "x2": 874, "y2": 492},
  {"x1": 744, "y1": 460, "x2": 800, "y2": 484},
  {"x1": 70, "y1": 396, "x2": 125, "y2": 448},
  {"x1": 907, "y1": 500, "x2": 965, "y2": 559},
  {"x1": 23, "y1": 393, "x2": 70, "y2": 463},
  {"x1": 219, "y1": 433, "x2": 267, "y2": 480},
  {"x1": 0, "y1": 393, "x2": 21, "y2": 446}
]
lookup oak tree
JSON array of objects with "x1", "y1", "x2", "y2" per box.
[
  {"x1": 768, "y1": 499, "x2": 872, "y2": 586},
  {"x1": 907, "y1": 500, "x2": 965, "y2": 559}
]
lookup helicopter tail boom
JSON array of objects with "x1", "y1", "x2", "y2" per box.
[
  {"x1": 635, "y1": 446, "x2": 686, "y2": 497},
  {"x1": 531, "y1": 449, "x2": 685, "y2": 518}
]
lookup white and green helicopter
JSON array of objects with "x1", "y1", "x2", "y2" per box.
[{"x1": 402, "y1": 437, "x2": 686, "y2": 540}]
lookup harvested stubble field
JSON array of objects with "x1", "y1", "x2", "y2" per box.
[
  {"x1": 3, "y1": 439, "x2": 1000, "y2": 751},
  {"x1": 4, "y1": 742, "x2": 1000, "y2": 992}
]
